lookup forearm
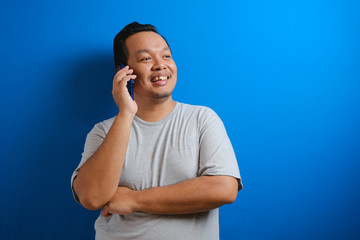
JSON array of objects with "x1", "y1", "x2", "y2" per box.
[
  {"x1": 73, "y1": 112, "x2": 133, "y2": 210},
  {"x1": 132, "y1": 176, "x2": 238, "y2": 214}
]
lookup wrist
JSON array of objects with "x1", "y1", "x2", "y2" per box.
[
  {"x1": 130, "y1": 190, "x2": 142, "y2": 212},
  {"x1": 116, "y1": 110, "x2": 135, "y2": 122}
]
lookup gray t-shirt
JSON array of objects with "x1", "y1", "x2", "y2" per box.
[{"x1": 71, "y1": 102, "x2": 242, "y2": 240}]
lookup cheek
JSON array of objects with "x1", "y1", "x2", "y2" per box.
[
  {"x1": 132, "y1": 65, "x2": 151, "y2": 78},
  {"x1": 132, "y1": 68, "x2": 147, "y2": 82},
  {"x1": 133, "y1": 70, "x2": 150, "y2": 91},
  {"x1": 170, "y1": 61, "x2": 177, "y2": 73}
]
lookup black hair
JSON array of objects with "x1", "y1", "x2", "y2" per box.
[{"x1": 113, "y1": 22, "x2": 170, "y2": 69}]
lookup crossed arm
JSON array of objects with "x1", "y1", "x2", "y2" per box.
[
  {"x1": 72, "y1": 112, "x2": 238, "y2": 215},
  {"x1": 73, "y1": 66, "x2": 238, "y2": 215},
  {"x1": 73, "y1": 128, "x2": 238, "y2": 214},
  {"x1": 73, "y1": 113, "x2": 238, "y2": 214},
  {"x1": 101, "y1": 175, "x2": 238, "y2": 216}
]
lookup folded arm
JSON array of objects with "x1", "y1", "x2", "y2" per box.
[
  {"x1": 73, "y1": 67, "x2": 137, "y2": 210},
  {"x1": 101, "y1": 175, "x2": 238, "y2": 216},
  {"x1": 73, "y1": 112, "x2": 133, "y2": 210}
]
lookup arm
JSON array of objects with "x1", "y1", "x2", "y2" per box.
[
  {"x1": 100, "y1": 106, "x2": 241, "y2": 216},
  {"x1": 73, "y1": 66, "x2": 137, "y2": 210},
  {"x1": 101, "y1": 175, "x2": 238, "y2": 216}
]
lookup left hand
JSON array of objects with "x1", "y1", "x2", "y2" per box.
[{"x1": 101, "y1": 187, "x2": 137, "y2": 216}]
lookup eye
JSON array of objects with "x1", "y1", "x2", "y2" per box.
[
  {"x1": 139, "y1": 57, "x2": 151, "y2": 62},
  {"x1": 164, "y1": 55, "x2": 171, "y2": 59}
]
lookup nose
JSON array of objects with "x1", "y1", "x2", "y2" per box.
[{"x1": 151, "y1": 56, "x2": 166, "y2": 71}]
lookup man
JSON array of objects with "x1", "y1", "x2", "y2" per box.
[{"x1": 71, "y1": 22, "x2": 242, "y2": 240}]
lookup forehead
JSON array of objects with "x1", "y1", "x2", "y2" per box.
[{"x1": 125, "y1": 31, "x2": 169, "y2": 54}]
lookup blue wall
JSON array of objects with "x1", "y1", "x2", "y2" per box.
[{"x1": 1, "y1": 0, "x2": 359, "y2": 239}]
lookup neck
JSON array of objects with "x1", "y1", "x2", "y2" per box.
[{"x1": 135, "y1": 95, "x2": 176, "y2": 122}]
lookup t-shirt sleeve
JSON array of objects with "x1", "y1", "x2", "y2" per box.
[
  {"x1": 70, "y1": 123, "x2": 107, "y2": 203},
  {"x1": 198, "y1": 108, "x2": 243, "y2": 190}
]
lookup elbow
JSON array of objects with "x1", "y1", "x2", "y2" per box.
[
  {"x1": 223, "y1": 189, "x2": 237, "y2": 204},
  {"x1": 73, "y1": 179, "x2": 111, "y2": 210},
  {"x1": 216, "y1": 176, "x2": 238, "y2": 204},
  {"x1": 80, "y1": 197, "x2": 105, "y2": 210},
  {"x1": 220, "y1": 188, "x2": 237, "y2": 205},
  {"x1": 77, "y1": 190, "x2": 114, "y2": 210}
]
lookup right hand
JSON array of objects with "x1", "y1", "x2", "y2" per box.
[
  {"x1": 112, "y1": 66, "x2": 137, "y2": 115},
  {"x1": 100, "y1": 187, "x2": 137, "y2": 216}
]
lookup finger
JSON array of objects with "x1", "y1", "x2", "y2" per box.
[
  {"x1": 116, "y1": 65, "x2": 129, "y2": 73},
  {"x1": 119, "y1": 75, "x2": 137, "y2": 88},
  {"x1": 114, "y1": 66, "x2": 128, "y2": 80},
  {"x1": 113, "y1": 72, "x2": 136, "y2": 90},
  {"x1": 113, "y1": 67, "x2": 133, "y2": 87},
  {"x1": 114, "y1": 66, "x2": 133, "y2": 81},
  {"x1": 113, "y1": 75, "x2": 136, "y2": 93},
  {"x1": 100, "y1": 208, "x2": 106, "y2": 216},
  {"x1": 101, "y1": 207, "x2": 111, "y2": 217}
]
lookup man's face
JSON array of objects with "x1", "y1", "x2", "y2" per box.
[{"x1": 125, "y1": 31, "x2": 177, "y2": 102}]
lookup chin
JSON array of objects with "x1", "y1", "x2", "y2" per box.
[{"x1": 151, "y1": 92, "x2": 172, "y2": 103}]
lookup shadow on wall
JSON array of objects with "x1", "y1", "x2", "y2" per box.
[
  {"x1": 3, "y1": 51, "x2": 118, "y2": 239},
  {"x1": 65, "y1": 51, "x2": 118, "y2": 124},
  {"x1": 60, "y1": 51, "x2": 118, "y2": 239}
]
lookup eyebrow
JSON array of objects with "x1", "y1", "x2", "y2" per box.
[{"x1": 135, "y1": 47, "x2": 171, "y2": 56}]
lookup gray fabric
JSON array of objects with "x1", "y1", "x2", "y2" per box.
[{"x1": 71, "y1": 102, "x2": 241, "y2": 240}]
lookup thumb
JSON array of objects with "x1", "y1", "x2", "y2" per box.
[{"x1": 101, "y1": 206, "x2": 112, "y2": 217}]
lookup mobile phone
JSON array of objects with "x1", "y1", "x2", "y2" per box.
[{"x1": 121, "y1": 64, "x2": 134, "y2": 100}]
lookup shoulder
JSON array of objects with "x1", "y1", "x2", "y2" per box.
[
  {"x1": 175, "y1": 102, "x2": 224, "y2": 131},
  {"x1": 90, "y1": 116, "x2": 116, "y2": 136},
  {"x1": 177, "y1": 102, "x2": 219, "y2": 119}
]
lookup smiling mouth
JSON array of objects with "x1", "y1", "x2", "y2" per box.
[{"x1": 151, "y1": 76, "x2": 169, "y2": 82}]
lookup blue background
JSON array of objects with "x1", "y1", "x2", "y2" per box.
[{"x1": 1, "y1": 0, "x2": 359, "y2": 239}]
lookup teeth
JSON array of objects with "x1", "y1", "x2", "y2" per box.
[{"x1": 154, "y1": 76, "x2": 168, "y2": 81}]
